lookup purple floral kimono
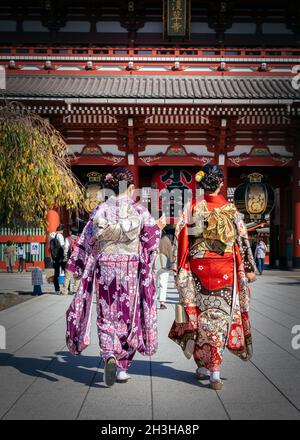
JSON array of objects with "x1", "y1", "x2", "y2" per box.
[{"x1": 66, "y1": 195, "x2": 160, "y2": 370}]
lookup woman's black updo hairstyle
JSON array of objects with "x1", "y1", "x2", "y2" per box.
[
  {"x1": 103, "y1": 167, "x2": 134, "y2": 195},
  {"x1": 195, "y1": 164, "x2": 224, "y2": 193}
]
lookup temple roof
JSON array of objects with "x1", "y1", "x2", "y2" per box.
[{"x1": 5, "y1": 74, "x2": 300, "y2": 103}]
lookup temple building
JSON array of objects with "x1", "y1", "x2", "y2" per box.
[{"x1": 0, "y1": 0, "x2": 300, "y2": 268}]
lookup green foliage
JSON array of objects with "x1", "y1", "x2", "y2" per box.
[{"x1": 0, "y1": 102, "x2": 84, "y2": 228}]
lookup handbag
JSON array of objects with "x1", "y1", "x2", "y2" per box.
[{"x1": 175, "y1": 303, "x2": 189, "y2": 324}]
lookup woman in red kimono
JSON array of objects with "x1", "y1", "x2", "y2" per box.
[{"x1": 169, "y1": 164, "x2": 257, "y2": 390}]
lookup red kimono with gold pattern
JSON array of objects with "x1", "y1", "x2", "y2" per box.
[{"x1": 168, "y1": 194, "x2": 256, "y2": 372}]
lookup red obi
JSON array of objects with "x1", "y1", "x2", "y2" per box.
[{"x1": 189, "y1": 252, "x2": 234, "y2": 292}]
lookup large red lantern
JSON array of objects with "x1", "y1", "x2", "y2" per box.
[{"x1": 151, "y1": 168, "x2": 196, "y2": 223}]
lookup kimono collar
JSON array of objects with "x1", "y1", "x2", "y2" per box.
[
  {"x1": 107, "y1": 194, "x2": 134, "y2": 205},
  {"x1": 117, "y1": 194, "x2": 135, "y2": 203},
  {"x1": 204, "y1": 193, "x2": 227, "y2": 207},
  {"x1": 90, "y1": 195, "x2": 134, "y2": 222}
]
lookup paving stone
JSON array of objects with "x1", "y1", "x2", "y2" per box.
[{"x1": 0, "y1": 272, "x2": 300, "y2": 420}]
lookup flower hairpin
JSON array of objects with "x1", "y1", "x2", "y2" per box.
[
  {"x1": 195, "y1": 170, "x2": 205, "y2": 182},
  {"x1": 105, "y1": 173, "x2": 113, "y2": 181}
]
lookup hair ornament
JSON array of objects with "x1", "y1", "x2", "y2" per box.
[
  {"x1": 105, "y1": 173, "x2": 113, "y2": 181},
  {"x1": 195, "y1": 170, "x2": 205, "y2": 182}
]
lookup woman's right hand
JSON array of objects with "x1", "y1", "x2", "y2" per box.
[
  {"x1": 246, "y1": 272, "x2": 257, "y2": 283},
  {"x1": 157, "y1": 213, "x2": 167, "y2": 230}
]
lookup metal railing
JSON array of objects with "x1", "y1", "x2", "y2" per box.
[
  {"x1": 1, "y1": 46, "x2": 300, "y2": 60},
  {"x1": 0, "y1": 227, "x2": 46, "y2": 263}
]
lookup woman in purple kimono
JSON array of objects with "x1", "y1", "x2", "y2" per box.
[{"x1": 66, "y1": 168, "x2": 165, "y2": 386}]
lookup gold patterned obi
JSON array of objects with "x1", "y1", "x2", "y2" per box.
[
  {"x1": 190, "y1": 201, "x2": 237, "y2": 257},
  {"x1": 92, "y1": 201, "x2": 141, "y2": 255}
]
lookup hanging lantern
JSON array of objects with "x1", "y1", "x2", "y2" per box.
[
  {"x1": 83, "y1": 172, "x2": 104, "y2": 213},
  {"x1": 234, "y1": 173, "x2": 275, "y2": 221}
]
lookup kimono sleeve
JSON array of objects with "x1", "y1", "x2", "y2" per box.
[
  {"x1": 139, "y1": 208, "x2": 161, "y2": 257},
  {"x1": 66, "y1": 218, "x2": 95, "y2": 278},
  {"x1": 234, "y1": 211, "x2": 257, "y2": 273}
]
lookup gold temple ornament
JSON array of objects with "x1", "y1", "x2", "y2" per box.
[{"x1": 83, "y1": 172, "x2": 104, "y2": 213}]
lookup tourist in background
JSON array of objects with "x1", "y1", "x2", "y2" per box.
[
  {"x1": 154, "y1": 230, "x2": 174, "y2": 309},
  {"x1": 4, "y1": 241, "x2": 16, "y2": 273},
  {"x1": 50, "y1": 224, "x2": 66, "y2": 294},
  {"x1": 255, "y1": 239, "x2": 268, "y2": 275},
  {"x1": 251, "y1": 240, "x2": 257, "y2": 257},
  {"x1": 61, "y1": 229, "x2": 80, "y2": 295},
  {"x1": 17, "y1": 244, "x2": 25, "y2": 273}
]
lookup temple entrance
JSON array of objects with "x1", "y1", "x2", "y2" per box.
[
  {"x1": 139, "y1": 165, "x2": 200, "y2": 241},
  {"x1": 139, "y1": 164, "x2": 199, "y2": 215}
]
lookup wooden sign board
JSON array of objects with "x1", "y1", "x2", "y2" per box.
[{"x1": 163, "y1": 0, "x2": 191, "y2": 39}]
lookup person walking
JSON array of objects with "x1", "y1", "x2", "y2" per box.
[
  {"x1": 3, "y1": 241, "x2": 16, "y2": 273},
  {"x1": 17, "y1": 244, "x2": 25, "y2": 272},
  {"x1": 50, "y1": 224, "x2": 66, "y2": 294},
  {"x1": 255, "y1": 239, "x2": 268, "y2": 275},
  {"x1": 154, "y1": 230, "x2": 174, "y2": 309},
  {"x1": 60, "y1": 229, "x2": 80, "y2": 295},
  {"x1": 66, "y1": 167, "x2": 166, "y2": 387},
  {"x1": 169, "y1": 164, "x2": 257, "y2": 390},
  {"x1": 251, "y1": 240, "x2": 257, "y2": 257}
]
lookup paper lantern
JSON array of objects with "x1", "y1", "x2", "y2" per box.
[{"x1": 234, "y1": 173, "x2": 275, "y2": 221}]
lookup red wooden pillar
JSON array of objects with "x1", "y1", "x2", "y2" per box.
[
  {"x1": 220, "y1": 156, "x2": 228, "y2": 198},
  {"x1": 134, "y1": 142, "x2": 140, "y2": 190},
  {"x1": 293, "y1": 147, "x2": 300, "y2": 268},
  {"x1": 128, "y1": 146, "x2": 139, "y2": 188},
  {"x1": 217, "y1": 118, "x2": 228, "y2": 198},
  {"x1": 127, "y1": 148, "x2": 140, "y2": 203},
  {"x1": 61, "y1": 207, "x2": 70, "y2": 234},
  {"x1": 214, "y1": 150, "x2": 228, "y2": 198},
  {"x1": 127, "y1": 118, "x2": 140, "y2": 190}
]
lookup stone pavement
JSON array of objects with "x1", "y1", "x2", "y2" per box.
[{"x1": 0, "y1": 271, "x2": 300, "y2": 420}]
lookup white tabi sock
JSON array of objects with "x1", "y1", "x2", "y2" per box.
[{"x1": 210, "y1": 371, "x2": 221, "y2": 382}]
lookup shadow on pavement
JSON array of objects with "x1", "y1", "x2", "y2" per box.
[
  {"x1": 0, "y1": 351, "x2": 215, "y2": 388},
  {"x1": 267, "y1": 281, "x2": 300, "y2": 286},
  {"x1": 16, "y1": 291, "x2": 37, "y2": 296}
]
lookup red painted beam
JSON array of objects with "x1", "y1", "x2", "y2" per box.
[
  {"x1": 70, "y1": 156, "x2": 127, "y2": 166},
  {"x1": 227, "y1": 156, "x2": 294, "y2": 167},
  {"x1": 0, "y1": 261, "x2": 45, "y2": 270},
  {"x1": 138, "y1": 156, "x2": 214, "y2": 166},
  {"x1": 0, "y1": 235, "x2": 46, "y2": 243}
]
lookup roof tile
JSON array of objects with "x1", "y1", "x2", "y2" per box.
[{"x1": 5, "y1": 74, "x2": 300, "y2": 100}]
